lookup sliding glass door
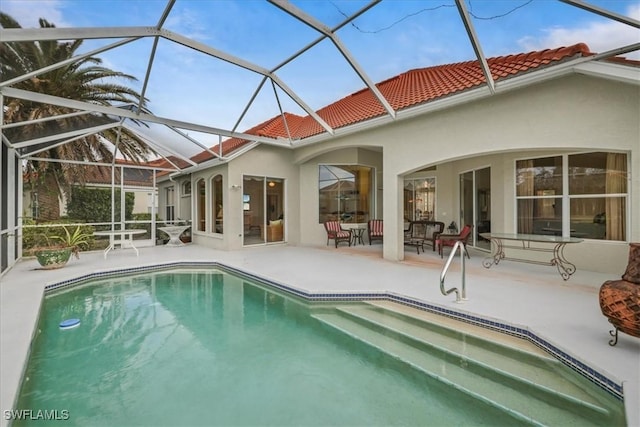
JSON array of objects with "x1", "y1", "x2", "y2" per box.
[
  {"x1": 459, "y1": 167, "x2": 491, "y2": 250},
  {"x1": 243, "y1": 176, "x2": 284, "y2": 246}
]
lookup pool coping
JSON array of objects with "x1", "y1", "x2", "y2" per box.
[{"x1": 42, "y1": 260, "x2": 624, "y2": 401}]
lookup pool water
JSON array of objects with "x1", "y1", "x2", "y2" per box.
[{"x1": 16, "y1": 269, "x2": 625, "y2": 426}]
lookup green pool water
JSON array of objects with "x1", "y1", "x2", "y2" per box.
[{"x1": 15, "y1": 269, "x2": 623, "y2": 426}]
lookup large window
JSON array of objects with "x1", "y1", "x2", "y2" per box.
[
  {"x1": 516, "y1": 152, "x2": 627, "y2": 240},
  {"x1": 319, "y1": 165, "x2": 373, "y2": 223},
  {"x1": 165, "y1": 187, "x2": 175, "y2": 222},
  {"x1": 211, "y1": 175, "x2": 223, "y2": 234},
  {"x1": 196, "y1": 179, "x2": 206, "y2": 232},
  {"x1": 403, "y1": 178, "x2": 436, "y2": 221}
]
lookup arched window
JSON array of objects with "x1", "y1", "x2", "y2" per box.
[
  {"x1": 212, "y1": 175, "x2": 223, "y2": 234},
  {"x1": 165, "y1": 186, "x2": 175, "y2": 222},
  {"x1": 196, "y1": 179, "x2": 206, "y2": 232},
  {"x1": 182, "y1": 181, "x2": 191, "y2": 196}
]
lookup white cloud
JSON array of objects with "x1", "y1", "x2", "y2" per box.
[
  {"x1": 0, "y1": 0, "x2": 68, "y2": 27},
  {"x1": 518, "y1": 3, "x2": 640, "y2": 59}
]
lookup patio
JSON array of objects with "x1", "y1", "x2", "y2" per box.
[{"x1": 1, "y1": 243, "x2": 638, "y2": 426}]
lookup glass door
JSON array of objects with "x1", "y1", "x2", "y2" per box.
[
  {"x1": 403, "y1": 178, "x2": 436, "y2": 221},
  {"x1": 266, "y1": 179, "x2": 284, "y2": 243},
  {"x1": 243, "y1": 176, "x2": 284, "y2": 246},
  {"x1": 459, "y1": 167, "x2": 491, "y2": 250}
]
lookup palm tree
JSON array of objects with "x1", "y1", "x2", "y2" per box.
[{"x1": 0, "y1": 12, "x2": 155, "y2": 218}]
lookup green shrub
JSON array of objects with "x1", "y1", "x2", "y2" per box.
[
  {"x1": 130, "y1": 213, "x2": 153, "y2": 236},
  {"x1": 66, "y1": 187, "x2": 134, "y2": 222}
]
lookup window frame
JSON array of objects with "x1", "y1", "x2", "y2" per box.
[
  {"x1": 30, "y1": 191, "x2": 39, "y2": 219},
  {"x1": 515, "y1": 151, "x2": 628, "y2": 241},
  {"x1": 165, "y1": 186, "x2": 175, "y2": 222},
  {"x1": 195, "y1": 178, "x2": 206, "y2": 232},
  {"x1": 318, "y1": 164, "x2": 375, "y2": 224},
  {"x1": 182, "y1": 181, "x2": 191, "y2": 197},
  {"x1": 211, "y1": 174, "x2": 223, "y2": 234},
  {"x1": 403, "y1": 177, "x2": 437, "y2": 222}
]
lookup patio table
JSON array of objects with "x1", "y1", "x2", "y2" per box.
[
  {"x1": 94, "y1": 229, "x2": 146, "y2": 259},
  {"x1": 480, "y1": 232, "x2": 583, "y2": 280},
  {"x1": 341, "y1": 223, "x2": 367, "y2": 245}
]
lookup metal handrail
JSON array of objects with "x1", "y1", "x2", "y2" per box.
[{"x1": 439, "y1": 240, "x2": 468, "y2": 303}]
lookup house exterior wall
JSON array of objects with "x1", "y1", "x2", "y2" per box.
[
  {"x1": 157, "y1": 176, "x2": 193, "y2": 222},
  {"x1": 227, "y1": 145, "x2": 299, "y2": 250},
  {"x1": 294, "y1": 74, "x2": 639, "y2": 274},
  {"x1": 170, "y1": 145, "x2": 299, "y2": 251},
  {"x1": 21, "y1": 177, "x2": 64, "y2": 221},
  {"x1": 189, "y1": 164, "x2": 228, "y2": 250},
  {"x1": 162, "y1": 73, "x2": 637, "y2": 274},
  {"x1": 178, "y1": 183, "x2": 192, "y2": 221}
]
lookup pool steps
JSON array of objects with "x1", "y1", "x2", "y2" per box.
[{"x1": 311, "y1": 302, "x2": 623, "y2": 426}]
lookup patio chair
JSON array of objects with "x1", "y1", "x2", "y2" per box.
[
  {"x1": 404, "y1": 221, "x2": 425, "y2": 254},
  {"x1": 411, "y1": 220, "x2": 445, "y2": 252},
  {"x1": 324, "y1": 220, "x2": 352, "y2": 248},
  {"x1": 599, "y1": 243, "x2": 640, "y2": 345},
  {"x1": 435, "y1": 224, "x2": 473, "y2": 258},
  {"x1": 368, "y1": 219, "x2": 383, "y2": 245}
]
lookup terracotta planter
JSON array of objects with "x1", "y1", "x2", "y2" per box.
[
  {"x1": 599, "y1": 243, "x2": 640, "y2": 345},
  {"x1": 35, "y1": 248, "x2": 72, "y2": 269}
]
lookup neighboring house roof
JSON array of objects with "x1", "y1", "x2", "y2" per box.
[
  {"x1": 23, "y1": 159, "x2": 154, "y2": 188},
  {"x1": 157, "y1": 43, "x2": 637, "y2": 176},
  {"x1": 82, "y1": 159, "x2": 155, "y2": 187}
]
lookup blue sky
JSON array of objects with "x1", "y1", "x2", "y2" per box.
[{"x1": 2, "y1": 0, "x2": 639, "y2": 155}]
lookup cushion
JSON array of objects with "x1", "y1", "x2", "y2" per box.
[{"x1": 270, "y1": 219, "x2": 282, "y2": 226}]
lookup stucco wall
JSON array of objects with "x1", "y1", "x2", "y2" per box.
[
  {"x1": 228, "y1": 145, "x2": 299, "y2": 250},
  {"x1": 293, "y1": 74, "x2": 639, "y2": 274},
  {"x1": 187, "y1": 164, "x2": 227, "y2": 250},
  {"x1": 176, "y1": 145, "x2": 299, "y2": 251},
  {"x1": 158, "y1": 73, "x2": 637, "y2": 274}
]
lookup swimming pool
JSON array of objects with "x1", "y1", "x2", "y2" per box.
[{"x1": 15, "y1": 268, "x2": 625, "y2": 426}]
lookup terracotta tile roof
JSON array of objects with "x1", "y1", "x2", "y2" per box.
[
  {"x1": 188, "y1": 112, "x2": 306, "y2": 165},
  {"x1": 164, "y1": 43, "x2": 635, "y2": 170},
  {"x1": 83, "y1": 159, "x2": 155, "y2": 187},
  {"x1": 292, "y1": 43, "x2": 593, "y2": 137}
]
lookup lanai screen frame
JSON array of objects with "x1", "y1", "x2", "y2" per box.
[{"x1": 1, "y1": 0, "x2": 639, "y2": 275}]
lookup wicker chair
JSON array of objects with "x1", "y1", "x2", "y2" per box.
[
  {"x1": 599, "y1": 243, "x2": 640, "y2": 345},
  {"x1": 324, "y1": 220, "x2": 352, "y2": 248},
  {"x1": 368, "y1": 219, "x2": 383, "y2": 245}
]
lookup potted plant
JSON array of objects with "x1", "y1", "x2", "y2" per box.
[{"x1": 35, "y1": 226, "x2": 92, "y2": 269}]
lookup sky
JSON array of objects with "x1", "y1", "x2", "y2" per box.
[{"x1": 1, "y1": 0, "x2": 639, "y2": 157}]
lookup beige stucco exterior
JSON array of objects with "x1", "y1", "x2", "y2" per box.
[{"x1": 158, "y1": 72, "x2": 639, "y2": 275}]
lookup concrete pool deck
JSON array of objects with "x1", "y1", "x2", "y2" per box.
[{"x1": 1, "y1": 243, "x2": 639, "y2": 426}]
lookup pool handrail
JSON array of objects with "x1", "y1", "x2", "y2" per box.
[{"x1": 439, "y1": 240, "x2": 467, "y2": 303}]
